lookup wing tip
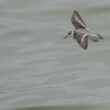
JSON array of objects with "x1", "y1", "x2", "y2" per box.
[
  {"x1": 74, "y1": 10, "x2": 78, "y2": 13},
  {"x1": 83, "y1": 47, "x2": 88, "y2": 49},
  {"x1": 73, "y1": 10, "x2": 79, "y2": 16}
]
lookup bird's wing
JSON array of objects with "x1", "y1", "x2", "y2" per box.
[
  {"x1": 71, "y1": 10, "x2": 87, "y2": 30},
  {"x1": 76, "y1": 33, "x2": 88, "y2": 49}
]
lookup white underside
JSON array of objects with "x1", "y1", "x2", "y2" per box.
[{"x1": 87, "y1": 34, "x2": 99, "y2": 42}]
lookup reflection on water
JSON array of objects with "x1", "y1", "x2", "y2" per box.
[{"x1": 0, "y1": 0, "x2": 110, "y2": 110}]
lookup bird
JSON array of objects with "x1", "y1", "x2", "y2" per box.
[{"x1": 64, "y1": 10, "x2": 103, "y2": 49}]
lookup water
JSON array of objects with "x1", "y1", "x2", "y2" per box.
[{"x1": 0, "y1": 0, "x2": 110, "y2": 110}]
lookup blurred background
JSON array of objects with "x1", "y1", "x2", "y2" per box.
[{"x1": 0, "y1": 0, "x2": 110, "y2": 110}]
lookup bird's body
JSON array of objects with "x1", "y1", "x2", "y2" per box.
[
  {"x1": 64, "y1": 10, "x2": 103, "y2": 49},
  {"x1": 74, "y1": 29, "x2": 101, "y2": 42}
]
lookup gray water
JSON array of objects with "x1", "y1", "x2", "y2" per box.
[{"x1": 0, "y1": 0, "x2": 110, "y2": 110}]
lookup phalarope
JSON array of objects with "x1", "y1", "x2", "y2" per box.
[{"x1": 64, "y1": 10, "x2": 103, "y2": 49}]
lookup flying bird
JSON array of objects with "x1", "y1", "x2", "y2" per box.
[{"x1": 64, "y1": 10, "x2": 103, "y2": 49}]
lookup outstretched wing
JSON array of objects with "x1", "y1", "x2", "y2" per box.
[
  {"x1": 71, "y1": 10, "x2": 87, "y2": 30},
  {"x1": 76, "y1": 33, "x2": 88, "y2": 49}
]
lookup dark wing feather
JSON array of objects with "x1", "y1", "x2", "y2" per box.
[
  {"x1": 76, "y1": 34, "x2": 88, "y2": 49},
  {"x1": 71, "y1": 10, "x2": 87, "y2": 30},
  {"x1": 80, "y1": 35, "x2": 88, "y2": 49}
]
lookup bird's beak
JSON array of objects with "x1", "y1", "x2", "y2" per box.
[{"x1": 63, "y1": 36, "x2": 68, "y2": 40}]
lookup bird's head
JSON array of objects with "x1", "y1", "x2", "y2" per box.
[{"x1": 64, "y1": 31, "x2": 73, "y2": 39}]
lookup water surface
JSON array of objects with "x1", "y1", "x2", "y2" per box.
[{"x1": 0, "y1": 0, "x2": 110, "y2": 110}]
